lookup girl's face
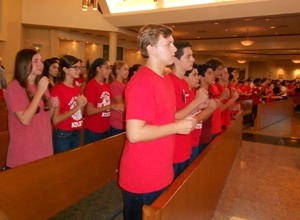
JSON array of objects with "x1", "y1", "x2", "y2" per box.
[
  {"x1": 98, "y1": 61, "x2": 111, "y2": 80},
  {"x1": 30, "y1": 53, "x2": 44, "y2": 76},
  {"x1": 66, "y1": 61, "x2": 81, "y2": 79},
  {"x1": 49, "y1": 62, "x2": 59, "y2": 77},
  {"x1": 118, "y1": 64, "x2": 129, "y2": 80}
]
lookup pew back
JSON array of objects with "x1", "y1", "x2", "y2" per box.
[
  {"x1": 254, "y1": 99, "x2": 293, "y2": 130},
  {"x1": 143, "y1": 114, "x2": 243, "y2": 220},
  {"x1": 0, "y1": 131, "x2": 9, "y2": 168},
  {"x1": 0, "y1": 133, "x2": 126, "y2": 220},
  {"x1": 0, "y1": 103, "x2": 8, "y2": 132}
]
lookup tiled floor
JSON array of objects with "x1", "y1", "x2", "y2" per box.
[{"x1": 213, "y1": 114, "x2": 300, "y2": 220}]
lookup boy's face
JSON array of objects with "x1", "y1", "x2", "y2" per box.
[
  {"x1": 213, "y1": 65, "x2": 224, "y2": 79},
  {"x1": 176, "y1": 47, "x2": 195, "y2": 72},
  {"x1": 200, "y1": 68, "x2": 215, "y2": 85},
  {"x1": 184, "y1": 68, "x2": 200, "y2": 89},
  {"x1": 153, "y1": 35, "x2": 177, "y2": 66},
  {"x1": 220, "y1": 67, "x2": 229, "y2": 82}
]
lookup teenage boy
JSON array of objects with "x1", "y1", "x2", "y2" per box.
[
  {"x1": 183, "y1": 64, "x2": 218, "y2": 164},
  {"x1": 118, "y1": 24, "x2": 197, "y2": 220},
  {"x1": 206, "y1": 58, "x2": 230, "y2": 139},
  {"x1": 168, "y1": 42, "x2": 209, "y2": 179}
]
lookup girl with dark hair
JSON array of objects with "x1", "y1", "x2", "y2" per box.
[
  {"x1": 127, "y1": 63, "x2": 142, "y2": 82},
  {"x1": 83, "y1": 58, "x2": 124, "y2": 144},
  {"x1": 4, "y1": 49, "x2": 57, "y2": 168},
  {"x1": 42, "y1": 58, "x2": 59, "y2": 90},
  {"x1": 51, "y1": 55, "x2": 87, "y2": 154}
]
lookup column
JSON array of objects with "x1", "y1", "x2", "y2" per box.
[{"x1": 109, "y1": 32, "x2": 118, "y2": 64}]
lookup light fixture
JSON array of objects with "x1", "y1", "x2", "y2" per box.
[
  {"x1": 237, "y1": 59, "x2": 247, "y2": 64},
  {"x1": 82, "y1": 0, "x2": 98, "y2": 11},
  {"x1": 240, "y1": 28, "x2": 254, "y2": 46},
  {"x1": 292, "y1": 50, "x2": 300, "y2": 63}
]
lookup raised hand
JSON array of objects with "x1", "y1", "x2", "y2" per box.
[
  {"x1": 194, "y1": 88, "x2": 209, "y2": 105},
  {"x1": 76, "y1": 95, "x2": 87, "y2": 108},
  {"x1": 175, "y1": 115, "x2": 197, "y2": 134},
  {"x1": 50, "y1": 96, "x2": 60, "y2": 108},
  {"x1": 36, "y1": 76, "x2": 49, "y2": 96}
]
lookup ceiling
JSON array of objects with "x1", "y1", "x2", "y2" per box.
[
  {"x1": 121, "y1": 13, "x2": 300, "y2": 55},
  {"x1": 59, "y1": 0, "x2": 300, "y2": 60}
]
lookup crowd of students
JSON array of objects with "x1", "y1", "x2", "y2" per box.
[
  {"x1": 1, "y1": 23, "x2": 300, "y2": 219},
  {"x1": 2, "y1": 51, "x2": 132, "y2": 169}
]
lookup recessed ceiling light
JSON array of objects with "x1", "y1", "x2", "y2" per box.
[
  {"x1": 265, "y1": 19, "x2": 270, "y2": 21},
  {"x1": 270, "y1": 26, "x2": 275, "y2": 29},
  {"x1": 214, "y1": 22, "x2": 218, "y2": 25}
]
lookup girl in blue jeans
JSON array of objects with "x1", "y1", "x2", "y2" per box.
[{"x1": 51, "y1": 55, "x2": 87, "y2": 154}]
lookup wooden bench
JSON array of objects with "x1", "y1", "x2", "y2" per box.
[
  {"x1": 0, "y1": 103, "x2": 8, "y2": 132},
  {"x1": 239, "y1": 99, "x2": 252, "y2": 116},
  {"x1": 143, "y1": 113, "x2": 243, "y2": 220},
  {"x1": 0, "y1": 131, "x2": 9, "y2": 169},
  {"x1": 254, "y1": 99, "x2": 293, "y2": 130},
  {"x1": 0, "y1": 133, "x2": 126, "y2": 220}
]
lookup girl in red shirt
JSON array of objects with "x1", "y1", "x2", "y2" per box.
[
  {"x1": 83, "y1": 58, "x2": 124, "y2": 144},
  {"x1": 51, "y1": 55, "x2": 87, "y2": 154}
]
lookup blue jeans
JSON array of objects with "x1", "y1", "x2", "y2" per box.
[
  {"x1": 53, "y1": 128, "x2": 81, "y2": 154},
  {"x1": 110, "y1": 127, "x2": 125, "y2": 136},
  {"x1": 188, "y1": 145, "x2": 203, "y2": 165},
  {"x1": 173, "y1": 160, "x2": 189, "y2": 180},
  {"x1": 84, "y1": 128, "x2": 110, "y2": 145},
  {"x1": 123, "y1": 186, "x2": 167, "y2": 220}
]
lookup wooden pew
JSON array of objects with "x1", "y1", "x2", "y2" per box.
[
  {"x1": 254, "y1": 99, "x2": 293, "y2": 130},
  {"x1": 0, "y1": 102, "x2": 8, "y2": 132},
  {"x1": 143, "y1": 113, "x2": 243, "y2": 220},
  {"x1": 0, "y1": 131, "x2": 9, "y2": 168},
  {"x1": 0, "y1": 133, "x2": 126, "y2": 220},
  {"x1": 239, "y1": 99, "x2": 252, "y2": 116}
]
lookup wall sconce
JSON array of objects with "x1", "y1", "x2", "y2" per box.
[
  {"x1": 292, "y1": 50, "x2": 300, "y2": 63},
  {"x1": 82, "y1": 0, "x2": 98, "y2": 11},
  {"x1": 237, "y1": 59, "x2": 247, "y2": 64},
  {"x1": 240, "y1": 28, "x2": 254, "y2": 46},
  {"x1": 292, "y1": 59, "x2": 300, "y2": 64}
]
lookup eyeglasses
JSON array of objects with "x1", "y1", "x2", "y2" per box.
[{"x1": 69, "y1": 66, "x2": 82, "y2": 70}]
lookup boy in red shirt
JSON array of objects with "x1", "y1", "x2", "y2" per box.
[
  {"x1": 206, "y1": 58, "x2": 230, "y2": 139},
  {"x1": 168, "y1": 42, "x2": 209, "y2": 179},
  {"x1": 118, "y1": 24, "x2": 196, "y2": 220}
]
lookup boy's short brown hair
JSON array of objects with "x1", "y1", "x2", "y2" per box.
[{"x1": 137, "y1": 24, "x2": 173, "y2": 58}]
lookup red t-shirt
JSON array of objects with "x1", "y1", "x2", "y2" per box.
[
  {"x1": 119, "y1": 66, "x2": 176, "y2": 193},
  {"x1": 5, "y1": 80, "x2": 53, "y2": 167},
  {"x1": 265, "y1": 90, "x2": 276, "y2": 103},
  {"x1": 51, "y1": 83, "x2": 83, "y2": 131},
  {"x1": 217, "y1": 83, "x2": 231, "y2": 127},
  {"x1": 189, "y1": 90, "x2": 202, "y2": 147},
  {"x1": 251, "y1": 86, "x2": 262, "y2": 105},
  {"x1": 209, "y1": 83, "x2": 222, "y2": 134},
  {"x1": 239, "y1": 85, "x2": 251, "y2": 100},
  {"x1": 74, "y1": 77, "x2": 83, "y2": 87},
  {"x1": 84, "y1": 79, "x2": 111, "y2": 133},
  {"x1": 168, "y1": 73, "x2": 192, "y2": 163},
  {"x1": 109, "y1": 80, "x2": 126, "y2": 129}
]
